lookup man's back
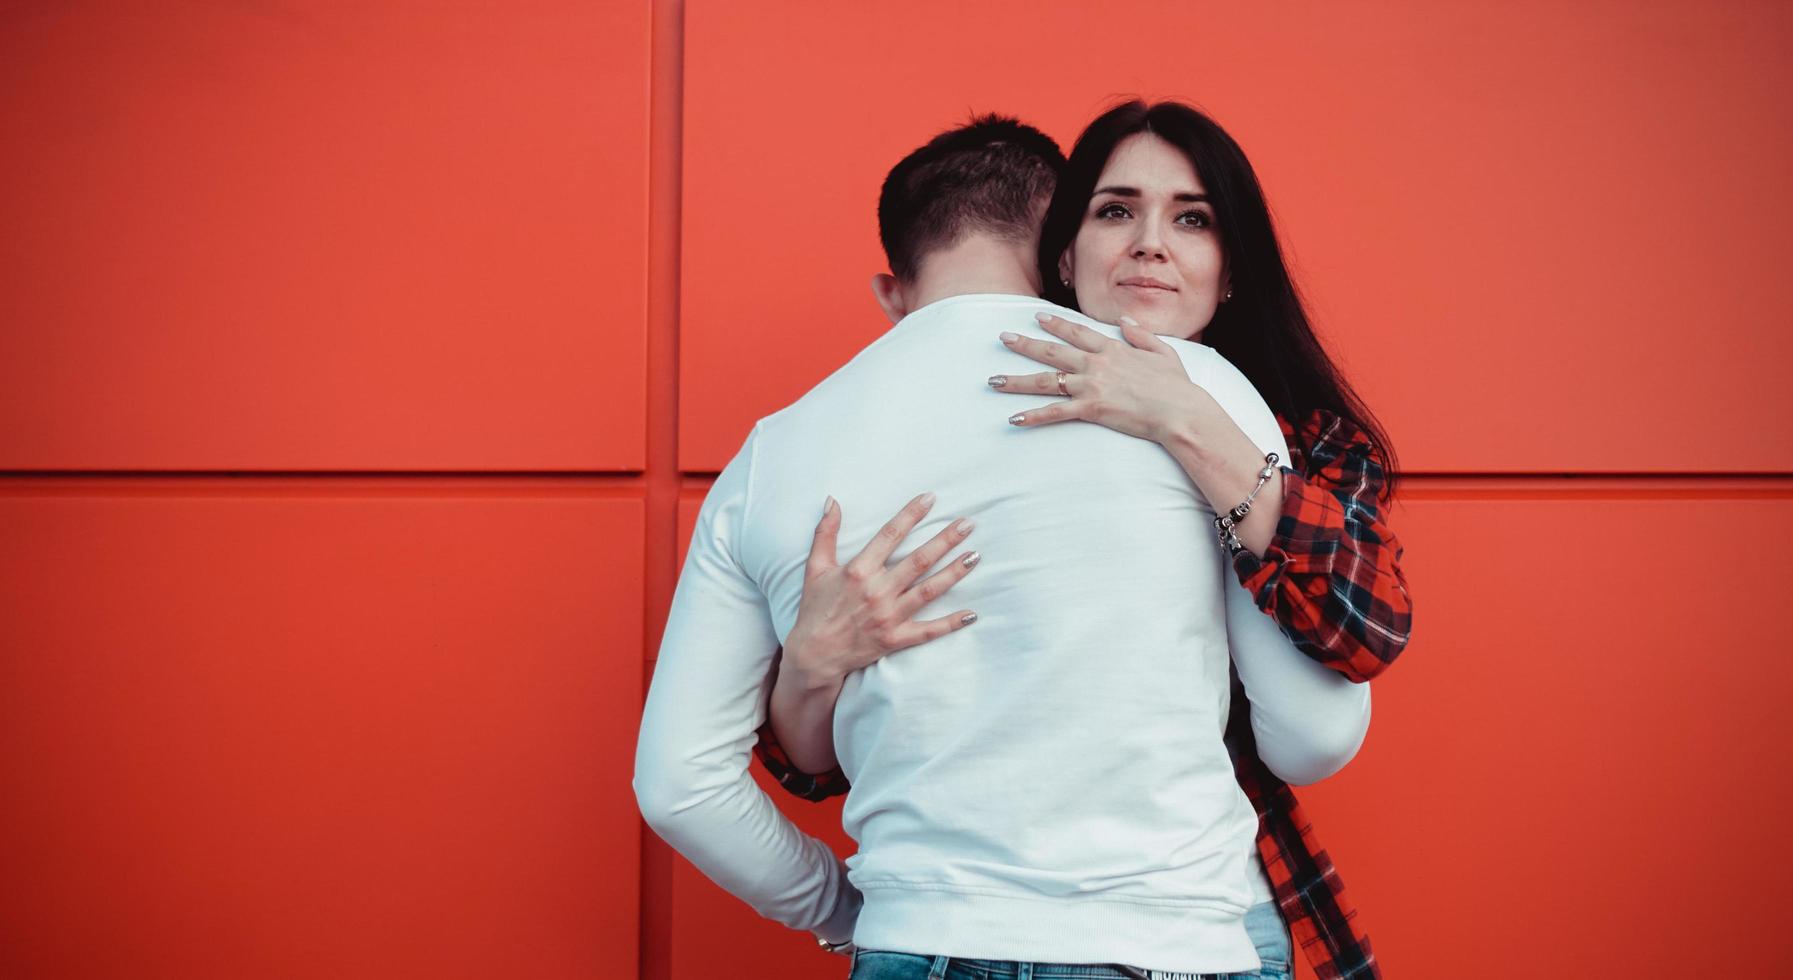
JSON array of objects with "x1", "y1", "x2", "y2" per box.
[{"x1": 734, "y1": 293, "x2": 1290, "y2": 971}]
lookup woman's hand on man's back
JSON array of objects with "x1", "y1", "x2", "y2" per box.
[{"x1": 780, "y1": 492, "x2": 982, "y2": 689}]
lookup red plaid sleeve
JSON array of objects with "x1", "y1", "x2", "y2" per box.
[{"x1": 1230, "y1": 409, "x2": 1413, "y2": 682}]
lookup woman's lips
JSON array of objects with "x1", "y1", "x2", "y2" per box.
[
  {"x1": 1118, "y1": 280, "x2": 1177, "y2": 296},
  {"x1": 1118, "y1": 277, "x2": 1176, "y2": 291}
]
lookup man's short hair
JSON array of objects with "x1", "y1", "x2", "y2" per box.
[{"x1": 877, "y1": 114, "x2": 1066, "y2": 282}]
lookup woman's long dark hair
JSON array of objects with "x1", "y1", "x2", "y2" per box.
[{"x1": 1039, "y1": 100, "x2": 1401, "y2": 502}]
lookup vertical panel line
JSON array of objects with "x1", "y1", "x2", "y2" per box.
[{"x1": 641, "y1": 2, "x2": 684, "y2": 979}]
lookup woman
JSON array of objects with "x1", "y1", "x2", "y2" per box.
[{"x1": 757, "y1": 100, "x2": 1412, "y2": 980}]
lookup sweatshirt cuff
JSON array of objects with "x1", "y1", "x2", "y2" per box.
[{"x1": 811, "y1": 866, "x2": 863, "y2": 945}]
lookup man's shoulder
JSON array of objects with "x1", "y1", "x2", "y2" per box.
[
  {"x1": 891, "y1": 292, "x2": 1067, "y2": 335},
  {"x1": 909, "y1": 292, "x2": 1060, "y2": 317},
  {"x1": 751, "y1": 295, "x2": 1059, "y2": 430}
]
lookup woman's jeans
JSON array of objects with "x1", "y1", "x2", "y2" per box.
[{"x1": 844, "y1": 899, "x2": 1294, "y2": 980}]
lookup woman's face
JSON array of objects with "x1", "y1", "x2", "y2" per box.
[{"x1": 1060, "y1": 132, "x2": 1228, "y2": 342}]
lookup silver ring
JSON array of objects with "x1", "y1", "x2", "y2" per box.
[{"x1": 1055, "y1": 371, "x2": 1069, "y2": 397}]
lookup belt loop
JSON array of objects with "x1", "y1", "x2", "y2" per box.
[
  {"x1": 1017, "y1": 963, "x2": 1034, "y2": 980},
  {"x1": 927, "y1": 954, "x2": 951, "y2": 980}
]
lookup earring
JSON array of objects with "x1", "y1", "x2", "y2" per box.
[
  {"x1": 1223, "y1": 287, "x2": 1233, "y2": 302},
  {"x1": 1061, "y1": 277, "x2": 1072, "y2": 288}
]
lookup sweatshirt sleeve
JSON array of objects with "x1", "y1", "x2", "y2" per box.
[
  {"x1": 1199, "y1": 357, "x2": 1372, "y2": 786},
  {"x1": 1229, "y1": 409, "x2": 1413, "y2": 683},
  {"x1": 632, "y1": 424, "x2": 862, "y2": 944}
]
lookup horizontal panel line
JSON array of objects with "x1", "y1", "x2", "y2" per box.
[
  {"x1": 0, "y1": 472, "x2": 652, "y2": 499},
  {"x1": 0, "y1": 470, "x2": 648, "y2": 479},
  {"x1": 675, "y1": 470, "x2": 1793, "y2": 501},
  {"x1": 679, "y1": 471, "x2": 1793, "y2": 484},
  {"x1": 5, "y1": 472, "x2": 1793, "y2": 501},
  {"x1": 5, "y1": 470, "x2": 1786, "y2": 481}
]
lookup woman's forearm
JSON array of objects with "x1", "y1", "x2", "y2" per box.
[
  {"x1": 1219, "y1": 408, "x2": 1412, "y2": 682},
  {"x1": 768, "y1": 656, "x2": 846, "y2": 775},
  {"x1": 1161, "y1": 406, "x2": 1285, "y2": 559}
]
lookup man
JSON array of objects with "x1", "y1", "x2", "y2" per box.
[{"x1": 633, "y1": 116, "x2": 1368, "y2": 974}]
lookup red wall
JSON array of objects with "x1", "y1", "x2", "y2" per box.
[{"x1": 3, "y1": 2, "x2": 1789, "y2": 978}]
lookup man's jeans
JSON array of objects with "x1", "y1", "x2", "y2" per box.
[{"x1": 844, "y1": 899, "x2": 1294, "y2": 980}]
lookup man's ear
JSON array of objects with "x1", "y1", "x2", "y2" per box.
[{"x1": 869, "y1": 273, "x2": 908, "y2": 324}]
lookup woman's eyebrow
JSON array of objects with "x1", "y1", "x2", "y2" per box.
[{"x1": 1093, "y1": 185, "x2": 1210, "y2": 203}]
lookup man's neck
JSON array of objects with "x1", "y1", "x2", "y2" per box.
[{"x1": 904, "y1": 238, "x2": 1042, "y2": 313}]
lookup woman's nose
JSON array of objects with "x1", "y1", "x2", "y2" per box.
[{"x1": 1130, "y1": 225, "x2": 1167, "y2": 260}]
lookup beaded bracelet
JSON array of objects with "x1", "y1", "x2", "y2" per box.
[{"x1": 1214, "y1": 452, "x2": 1280, "y2": 556}]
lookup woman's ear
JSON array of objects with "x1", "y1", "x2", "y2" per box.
[
  {"x1": 1056, "y1": 251, "x2": 1073, "y2": 290},
  {"x1": 869, "y1": 273, "x2": 908, "y2": 324}
]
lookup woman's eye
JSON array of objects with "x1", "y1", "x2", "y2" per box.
[
  {"x1": 1177, "y1": 210, "x2": 1212, "y2": 228},
  {"x1": 1095, "y1": 202, "x2": 1130, "y2": 219}
]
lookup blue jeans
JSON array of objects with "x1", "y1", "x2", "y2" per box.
[{"x1": 845, "y1": 900, "x2": 1294, "y2": 980}]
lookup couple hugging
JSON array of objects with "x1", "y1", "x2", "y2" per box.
[{"x1": 637, "y1": 98, "x2": 1411, "y2": 980}]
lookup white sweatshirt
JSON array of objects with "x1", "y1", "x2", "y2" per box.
[{"x1": 634, "y1": 294, "x2": 1370, "y2": 974}]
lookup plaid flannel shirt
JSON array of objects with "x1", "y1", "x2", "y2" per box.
[{"x1": 751, "y1": 407, "x2": 1412, "y2": 980}]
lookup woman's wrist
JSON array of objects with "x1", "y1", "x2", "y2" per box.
[
  {"x1": 1161, "y1": 404, "x2": 1287, "y2": 559},
  {"x1": 769, "y1": 653, "x2": 846, "y2": 774},
  {"x1": 1150, "y1": 384, "x2": 1217, "y2": 449},
  {"x1": 780, "y1": 635, "x2": 845, "y2": 691}
]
